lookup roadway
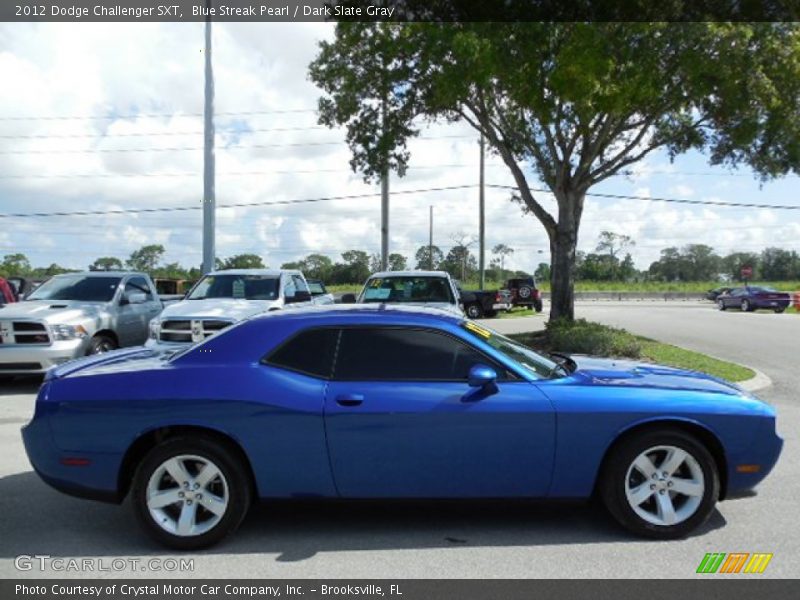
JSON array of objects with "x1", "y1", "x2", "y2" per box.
[{"x1": 0, "y1": 301, "x2": 797, "y2": 578}]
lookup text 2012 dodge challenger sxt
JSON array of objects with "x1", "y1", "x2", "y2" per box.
[{"x1": 22, "y1": 305, "x2": 782, "y2": 549}]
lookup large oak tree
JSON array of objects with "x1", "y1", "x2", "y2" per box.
[{"x1": 309, "y1": 22, "x2": 800, "y2": 319}]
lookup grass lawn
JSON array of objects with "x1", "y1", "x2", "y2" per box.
[
  {"x1": 508, "y1": 319, "x2": 755, "y2": 383},
  {"x1": 495, "y1": 308, "x2": 545, "y2": 319}
]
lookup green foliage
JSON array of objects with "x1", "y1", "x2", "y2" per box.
[
  {"x1": 90, "y1": 257, "x2": 123, "y2": 271},
  {"x1": 414, "y1": 245, "x2": 444, "y2": 270},
  {"x1": 1, "y1": 253, "x2": 32, "y2": 277},
  {"x1": 126, "y1": 244, "x2": 165, "y2": 273},
  {"x1": 220, "y1": 253, "x2": 266, "y2": 270},
  {"x1": 545, "y1": 318, "x2": 643, "y2": 358}
]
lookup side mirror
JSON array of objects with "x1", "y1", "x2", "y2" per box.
[
  {"x1": 340, "y1": 293, "x2": 357, "y2": 304},
  {"x1": 468, "y1": 364, "x2": 497, "y2": 388},
  {"x1": 286, "y1": 290, "x2": 312, "y2": 304},
  {"x1": 124, "y1": 292, "x2": 147, "y2": 305}
]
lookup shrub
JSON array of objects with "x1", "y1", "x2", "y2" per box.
[{"x1": 543, "y1": 318, "x2": 642, "y2": 358}]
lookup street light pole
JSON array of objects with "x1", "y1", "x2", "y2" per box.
[{"x1": 201, "y1": 15, "x2": 216, "y2": 275}]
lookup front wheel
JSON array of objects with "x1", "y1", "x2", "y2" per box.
[
  {"x1": 599, "y1": 429, "x2": 719, "y2": 539},
  {"x1": 774, "y1": 308, "x2": 785, "y2": 314},
  {"x1": 86, "y1": 334, "x2": 117, "y2": 355},
  {"x1": 131, "y1": 436, "x2": 252, "y2": 549},
  {"x1": 741, "y1": 299, "x2": 752, "y2": 312},
  {"x1": 465, "y1": 303, "x2": 483, "y2": 319}
]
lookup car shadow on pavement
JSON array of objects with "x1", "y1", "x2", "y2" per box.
[
  {"x1": 0, "y1": 471, "x2": 727, "y2": 561},
  {"x1": 0, "y1": 376, "x2": 41, "y2": 396}
]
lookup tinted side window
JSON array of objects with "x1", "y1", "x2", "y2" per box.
[
  {"x1": 292, "y1": 275, "x2": 310, "y2": 294},
  {"x1": 265, "y1": 328, "x2": 339, "y2": 379},
  {"x1": 334, "y1": 328, "x2": 495, "y2": 381},
  {"x1": 126, "y1": 277, "x2": 153, "y2": 299}
]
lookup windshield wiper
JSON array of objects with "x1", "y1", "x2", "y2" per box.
[{"x1": 544, "y1": 353, "x2": 573, "y2": 379}]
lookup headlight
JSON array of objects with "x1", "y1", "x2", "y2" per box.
[
  {"x1": 149, "y1": 319, "x2": 161, "y2": 340},
  {"x1": 51, "y1": 324, "x2": 88, "y2": 341}
]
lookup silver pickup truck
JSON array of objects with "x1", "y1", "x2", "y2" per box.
[{"x1": 0, "y1": 271, "x2": 163, "y2": 376}]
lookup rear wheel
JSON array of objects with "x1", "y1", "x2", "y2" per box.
[
  {"x1": 741, "y1": 299, "x2": 752, "y2": 312},
  {"x1": 465, "y1": 303, "x2": 483, "y2": 319},
  {"x1": 774, "y1": 308, "x2": 785, "y2": 314},
  {"x1": 533, "y1": 298, "x2": 543, "y2": 313},
  {"x1": 131, "y1": 436, "x2": 252, "y2": 550},
  {"x1": 717, "y1": 299, "x2": 726, "y2": 311},
  {"x1": 600, "y1": 429, "x2": 719, "y2": 539}
]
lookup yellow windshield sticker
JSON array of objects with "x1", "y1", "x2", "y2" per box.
[{"x1": 464, "y1": 321, "x2": 491, "y2": 339}]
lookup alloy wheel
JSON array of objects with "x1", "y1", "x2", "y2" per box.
[
  {"x1": 146, "y1": 454, "x2": 229, "y2": 537},
  {"x1": 624, "y1": 445, "x2": 705, "y2": 527}
]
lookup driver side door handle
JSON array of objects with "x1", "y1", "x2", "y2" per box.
[{"x1": 335, "y1": 394, "x2": 364, "y2": 407}]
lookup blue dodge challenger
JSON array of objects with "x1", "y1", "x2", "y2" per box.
[{"x1": 22, "y1": 305, "x2": 782, "y2": 549}]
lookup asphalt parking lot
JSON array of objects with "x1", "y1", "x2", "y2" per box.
[{"x1": 0, "y1": 301, "x2": 797, "y2": 579}]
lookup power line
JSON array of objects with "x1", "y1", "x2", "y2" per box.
[
  {"x1": 0, "y1": 134, "x2": 473, "y2": 155},
  {"x1": 487, "y1": 184, "x2": 800, "y2": 211},
  {"x1": 0, "y1": 185, "x2": 477, "y2": 219},
  {"x1": 0, "y1": 125, "x2": 331, "y2": 140},
  {"x1": 0, "y1": 108, "x2": 317, "y2": 122}
]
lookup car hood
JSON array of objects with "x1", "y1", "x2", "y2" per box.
[
  {"x1": 571, "y1": 356, "x2": 744, "y2": 396},
  {"x1": 158, "y1": 298, "x2": 279, "y2": 321},
  {"x1": 0, "y1": 299, "x2": 103, "y2": 323}
]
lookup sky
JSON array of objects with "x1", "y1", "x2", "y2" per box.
[{"x1": 1, "y1": 22, "x2": 799, "y2": 275}]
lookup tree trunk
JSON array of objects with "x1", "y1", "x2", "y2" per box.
[{"x1": 548, "y1": 190, "x2": 584, "y2": 321}]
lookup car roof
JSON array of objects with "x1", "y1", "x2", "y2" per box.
[
  {"x1": 248, "y1": 303, "x2": 464, "y2": 326},
  {"x1": 52, "y1": 271, "x2": 145, "y2": 278},
  {"x1": 368, "y1": 270, "x2": 451, "y2": 278},
  {"x1": 207, "y1": 269, "x2": 294, "y2": 277}
]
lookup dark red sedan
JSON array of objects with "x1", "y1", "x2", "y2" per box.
[{"x1": 717, "y1": 286, "x2": 791, "y2": 313}]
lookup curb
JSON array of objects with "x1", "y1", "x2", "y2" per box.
[{"x1": 736, "y1": 367, "x2": 772, "y2": 393}]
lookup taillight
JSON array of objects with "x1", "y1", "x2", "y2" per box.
[
  {"x1": 533, "y1": 289, "x2": 541, "y2": 299},
  {"x1": 495, "y1": 292, "x2": 502, "y2": 302}
]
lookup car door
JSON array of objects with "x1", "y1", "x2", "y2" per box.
[
  {"x1": 116, "y1": 276, "x2": 160, "y2": 346},
  {"x1": 324, "y1": 326, "x2": 556, "y2": 498}
]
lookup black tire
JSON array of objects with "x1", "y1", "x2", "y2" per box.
[
  {"x1": 533, "y1": 299, "x2": 543, "y2": 313},
  {"x1": 774, "y1": 308, "x2": 785, "y2": 314},
  {"x1": 517, "y1": 285, "x2": 533, "y2": 300},
  {"x1": 131, "y1": 436, "x2": 252, "y2": 550},
  {"x1": 465, "y1": 303, "x2": 483, "y2": 319},
  {"x1": 599, "y1": 429, "x2": 719, "y2": 540},
  {"x1": 741, "y1": 299, "x2": 752, "y2": 312},
  {"x1": 85, "y1": 334, "x2": 117, "y2": 355},
  {"x1": 717, "y1": 300, "x2": 726, "y2": 311}
]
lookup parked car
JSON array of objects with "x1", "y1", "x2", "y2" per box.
[
  {"x1": 716, "y1": 286, "x2": 791, "y2": 313},
  {"x1": 22, "y1": 305, "x2": 782, "y2": 549},
  {"x1": 147, "y1": 269, "x2": 315, "y2": 349},
  {"x1": 342, "y1": 270, "x2": 463, "y2": 316},
  {"x1": 454, "y1": 281, "x2": 512, "y2": 319},
  {"x1": 0, "y1": 272, "x2": 163, "y2": 376},
  {"x1": 0, "y1": 277, "x2": 16, "y2": 305},
  {"x1": 705, "y1": 286, "x2": 733, "y2": 301},
  {"x1": 306, "y1": 279, "x2": 335, "y2": 305},
  {"x1": 505, "y1": 276, "x2": 543, "y2": 312}
]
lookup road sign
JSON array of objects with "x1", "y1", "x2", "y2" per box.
[{"x1": 741, "y1": 266, "x2": 753, "y2": 279}]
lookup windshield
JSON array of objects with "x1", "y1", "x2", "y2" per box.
[
  {"x1": 187, "y1": 274, "x2": 279, "y2": 300},
  {"x1": 460, "y1": 321, "x2": 562, "y2": 379},
  {"x1": 361, "y1": 276, "x2": 454, "y2": 304},
  {"x1": 26, "y1": 275, "x2": 121, "y2": 302}
]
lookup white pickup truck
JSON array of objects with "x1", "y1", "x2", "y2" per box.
[{"x1": 146, "y1": 269, "x2": 322, "y2": 349}]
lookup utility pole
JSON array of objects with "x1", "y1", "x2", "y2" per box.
[
  {"x1": 478, "y1": 133, "x2": 486, "y2": 290},
  {"x1": 201, "y1": 13, "x2": 216, "y2": 275},
  {"x1": 428, "y1": 205, "x2": 433, "y2": 270},
  {"x1": 380, "y1": 90, "x2": 390, "y2": 271}
]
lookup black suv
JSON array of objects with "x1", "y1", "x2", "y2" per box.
[{"x1": 505, "y1": 277, "x2": 543, "y2": 312}]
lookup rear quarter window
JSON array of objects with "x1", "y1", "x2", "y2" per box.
[{"x1": 263, "y1": 328, "x2": 339, "y2": 379}]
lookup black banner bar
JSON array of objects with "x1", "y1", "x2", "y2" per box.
[
  {"x1": 3, "y1": 1, "x2": 800, "y2": 23},
  {"x1": 2, "y1": 580, "x2": 797, "y2": 600}
]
